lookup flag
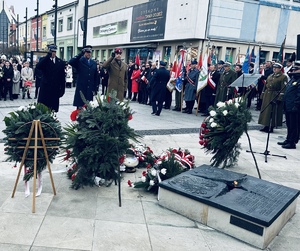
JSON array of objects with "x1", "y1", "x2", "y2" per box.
[
  {"x1": 249, "y1": 46, "x2": 256, "y2": 63},
  {"x1": 197, "y1": 49, "x2": 208, "y2": 93},
  {"x1": 164, "y1": 47, "x2": 169, "y2": 62},
  {"x1": 254, "y1": 46, "x2": 260, "y2": 73},
  {"x1": 211, "y1": 46, "x2": 217, "y2": 65},
  {"x1": 145, "y1": 52, "x2": 150, "y2": 65},
  {"x1": 207, "y1": 71, "x2": 216, "y2": 90},
  {"x1": 242, "y1": 46, "x2": 250, "y2": 73},
  {"x1": 175, "y1": 49, "x2": 186, "y2": 92},
  {"x1": 197, "y1": 50, "x2": 202, "y2": 69},
  {"x1": 135, "y1": 51, "x2": 140, "y2": 66},
  {"x1": 277, "y1": 37, "x2": 286, "y2": 64},
  {"x1": 170, "y1": 54, "x2": 178, "y2": 78}
]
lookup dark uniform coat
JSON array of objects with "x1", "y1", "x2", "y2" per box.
[
  {"x1": 149, "y1": 67, "x2": 170, "y2": 103},
  {"x1": 214, "y1": 69, "x2": 237, "y2": 105},
  {"x1": 184, "y1": 68, "x2": 200, "y2": 101},
  {"x1": 103, "y1": 56, "x2": 128, "y2": 101},
  {"x1": 69, "y1": 54, "x2": 98, "y2": 107},
  {"x1": 258, "y1": 72, "x2": 287, "y2": 127},
  {"x1": 36, "y1": 54, "x2": 65, "y2": 112}
]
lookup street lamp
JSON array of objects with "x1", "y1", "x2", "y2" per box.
[
  {"x1": 53, "y1": 0, "x2": 58, "y2": 45},
  {"x1": 24, "y1": 7, "x2": 28, "y2": 52},
  {"x1": 83, "y1": 0, "x2": 88, "y2": 47},
  {"x1": 34, "y1": 0, "x2": 39, "y2": 51}
]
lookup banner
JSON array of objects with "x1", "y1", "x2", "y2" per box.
[
  {"x1": 93, "y1": 20, "x2": 128, "y2": 38},
  {"x1": 130, "y1": 0, "x2": 168, "y2": 42}
]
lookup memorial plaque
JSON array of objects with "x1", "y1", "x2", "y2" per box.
[{"x1": 159, "y1": 165, "x2": 300, "y2": 227}]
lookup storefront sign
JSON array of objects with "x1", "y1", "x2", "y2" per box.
[
  {"x1": 93, "y1": 20, "x2": 128, "y2": 38},
  {"x1": 130, "y1": 0, "x2": 168, "y2": 42}
]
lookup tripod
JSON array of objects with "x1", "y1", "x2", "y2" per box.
[{"x1": 247, "y1": 85, "x2": 287, "y2": 162}]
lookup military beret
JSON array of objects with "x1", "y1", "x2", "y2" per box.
[
  {"x1": 159, "y1": 61, "x2": 167, "y2": 66},
  {"x1": 191, "y1": 60, "x2": 198, "y2": 65}
]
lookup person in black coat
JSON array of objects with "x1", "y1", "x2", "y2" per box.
[
  {"x1": 3, "y1": 60, "x2": 14, "y2": 101},
  {"x1": 34, "y1": 63, "x2": 43, "y2": 99},
  {"x1": 69, "y1": 45, "x2": 98, "y2": 108},
  {"x1": 278, "y1": 62, "x2": 300, "y2": 149},
  {"x1": 100, "y1": 68, "x2": 109, "y2": 95},
  {"x1": 36, "y1": 45, "x2": 66, "y2": 112},
  {"x1": 149, "y1": 61, "x2": 170, "y2": 116}
]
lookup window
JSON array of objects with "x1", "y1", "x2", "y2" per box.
[
  {"x1": 58, "y1": 19, "x2": 63, "y2": 32},
  {"x1": 42, "y1": 26, "x2": 46, "y2": 38},
  {"x1": 67, "y1": 16, "x2": 73, "y2": 30}
]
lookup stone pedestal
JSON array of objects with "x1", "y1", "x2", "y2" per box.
[{"x1": 158, "y1": 165, "x2": 300, "y2": 249}]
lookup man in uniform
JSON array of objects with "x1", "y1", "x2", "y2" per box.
[
  {"x1": 183, "y1": 60, "x2": 200, "y2": 114},
  {"x1": 69, "y1": 45, "x2": 98, "y2": 108},
  {"x1": 149, "y1": 61, "x2": 170, "y2": 116},
  {"x1": 36, "y1": 44, "x2": 66, "y2": 112},
  {"x1": 278, "y1": 61, "x2": 300, "y2": 149},
  {"x1": 103, "y1": 47, "x2": 128, "y2": 101},
  {"x1": 214, "y1": 62, "x2": 237, "y2": 105}
]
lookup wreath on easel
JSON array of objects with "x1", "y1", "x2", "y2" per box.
[{"x1": 2, "y1": 103, "x2": 63, "y2": 181}]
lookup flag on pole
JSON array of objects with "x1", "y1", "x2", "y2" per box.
[
  {"x1": 242, "y1": 45, "x2": 250, "y2": 73},
  {"x1": 135, "y1": 51, "x2": 140, "y2": 66},
  {"x1": 249, "y1": 46, "x2": 256, "y2": 63},
  {"x1": 277, "y1": 36, "x2": 286, "y2": 64},
  {"x1": 197, "y1": 50, "x2": 203, "y2": 69},
  {"x1": 164, "y1": 47, "x2": 169, "y2": 62},
  {"x1": 235, "y1": 48, "x2": 240, "y2": 64},
  {"x1": 228, "y1": 48, "x2": 233, "y2": 64},
  {"x1": 197, "y1": 49, "x2": 208, "y2": 93},
  {"x1": 175, "y1": 49, "x2": 186, "y2": 92},
  {"x1": 254, "y1": 47, "x2": 260, "y2": 73},
  {"x1": 170, "y1": 53, "x2": 178, "y2": 78},
  {"x1": 211, "y1": 46, "x2": 217, "y2": 65}
]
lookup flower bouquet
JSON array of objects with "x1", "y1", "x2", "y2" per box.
[
  {"x1": 199, "y1": 98, "x2": 252, "y2": 168},
  {"x1": 3, "y1": 103, "x2": 63, "y2": 181},
  {"x1": 63, "y1": 91, "x2": 140, "y2": 189},
  {"x1": 128, "y1": 148, "x2": 194, "y2": 194}
]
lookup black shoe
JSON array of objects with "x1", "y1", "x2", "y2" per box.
[
  {"x1": 4, "y1": 98, "x2": 6, "y2": 101},
  {"x1": 172, "y1": 108, "x2": 180, "y2": 111},
  {"x1": 187, "y1": 111, "x2": 192, "y2": 114},
  {"x1": 151, "y1": 112, "x2": 156, "y2": 115},
  {"x1": 278, "y1": 140, "x2": 288, "y2": 146},
  {"x1": 10, "y1": 98, "x2": 13, "y2": 101},
  {"x1": 182, "y1": 107, "x2": 188, "y2": 110},
  {"x1": 182, "y1": 110, "x2": 189, "y2": 113},
  {"x1": 201, "y1": 113, "x2": 209, "y2": 117},
  {"x1": 282, "y1": 143, "x2": 296, "y2": 149},
  {"x1": 155, "y1": 113, "x2": 160, "y2": 116},
  {"x1": 28, "y1": 97, "x2": 32, "y2": 99},
  {"x1": 259, "y1": 127, "x2": 269, "y2": 132}
]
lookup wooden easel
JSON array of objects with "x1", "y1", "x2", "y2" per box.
[{"x1": 10, "y1": 120, "x2": 59, "y2": 213}]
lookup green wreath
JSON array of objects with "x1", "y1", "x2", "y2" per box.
[{"x1": 3, "y1": 103, "x2": 63, "y2": 181}]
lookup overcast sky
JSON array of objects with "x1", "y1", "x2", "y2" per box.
[{"x1": 6, "y1": 0, "x2": 75, "y2": 21}]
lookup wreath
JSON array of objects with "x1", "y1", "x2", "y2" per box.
[
  {"x1": 199, "y1": 97, "x2": 252, "y2": 168},
  {"x1": 3, "y1": 103, "x2": 63, "y2": 181}
]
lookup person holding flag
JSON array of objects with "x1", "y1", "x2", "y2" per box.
[{"x1": 183, "y1": 60, "x2": 200, "y2": 114}]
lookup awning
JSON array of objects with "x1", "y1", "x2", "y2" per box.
[{"x1": 121, "y1": 43, "x2": 158, "y2": 49}]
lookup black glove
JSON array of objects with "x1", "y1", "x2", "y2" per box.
[{"x1": 111, "y1": 52, "x2": 115, "y2": 58}]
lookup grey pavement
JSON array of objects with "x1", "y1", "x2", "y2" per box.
[{"x1": 0, "y1": 87, "x2": 299, "y2": 251}]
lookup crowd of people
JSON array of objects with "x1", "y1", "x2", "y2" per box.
[{"x1": 1, "y1": 46, "x2": 300, "y2": 149}]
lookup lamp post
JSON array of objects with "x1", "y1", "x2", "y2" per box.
[
  {"x1": 24, "y1": 7, "x2": 27, "y2": 52},
  {"x1": 53, "y1": 0, "x2": 58, "y2": 45},
  {"x1": 17, "y1": 14, "x2": 19, "y2": 54},
  {"x1": 83, "y1": 0, "x2": 88, "y2": 47},
  {"x1": 35, "y1": 0, "x2": 39, "y2": 51}
]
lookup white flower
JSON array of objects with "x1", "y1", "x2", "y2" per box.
[
  {"x1": 90, "y1": 100, "x2": 99, "y2": 108},
  {"x1": 209, "y1": 110, "x2": 216, "y2": 117},
  {"x1": 161, "y1": 168, "x2": 167, "y2": 175},
  {"x1": 211, "y1": 122, "x2": 217, "y2": 128},
  {"x1": 223, "y1": 110, "x2": 228, "y2": 116},
  {"x1": 209, "y1": 118, "x2": 214, "y2": 123},
  {"x1": 151, "y1": 169, "x2": 157, "y2": 176},
  {"x1": 149, "y1": 180, "x2": 155, "y2": 186},
  {"x1": 227, "y1": 99, "x2": 233, "y2": 105},
  {"x1": 216, "y1": 102, "x2": 225, "y2": 108},
  {"x1": 235, "y1": 103, "x2": 240, "y2": 108},
  {"x1": 17, "y1": 106, "x2": 25, "y2": 111},
  {"x1": 141, "y1": 176, "x2": 146, "y2": 182},
  {"x1": 30, "y1": 105, "x2": 36, "y2": 109},
  {"x1": 156, "y1": 160, "x2": 162, "y2": 165}
]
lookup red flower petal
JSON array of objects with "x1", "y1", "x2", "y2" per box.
[
  {"x1": 127, "y1": 180, "x2": 132, "y2": 187},
  {"x1": 128, "y1": 114, "x2": 133, "y2": 120}
]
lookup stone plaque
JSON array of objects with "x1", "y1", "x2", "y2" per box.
[{"x1": 159, "y1": 165, "x2": 300, "y2": 227}]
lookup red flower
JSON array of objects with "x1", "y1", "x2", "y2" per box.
[
  {"x1": 127, "y1": 180, "x2": 133, "y2": 187},
  {"x1": 142, "y1": 171, "x2": 147, "y2": 176},
  {"x1": 201, "y1": 123, "x2": 206, "y2": 128},
  {"x1": 72, "y1": 163, "x2": 77, "y2": 169},
  {"x1": 199, "y1": 140, "x2": 204, "y2": 145},
  {"x1": 107, "y1": 96, "x2": 111, "y2": 103},
  {"x1": 128, "y1": 114, "x2": 133, "y2": 120},
  {"x1": 67, "y1": 168, "x2": 72, "y2": 173},
  {"x1": 119, "y1": 155, "x2": 125, "y2": 164},
  {"x1": 71, "y1": 173, "x2": 76, "y2": 181},
  {"x1": 171, "y1": 149, "x2": 178, "y2": 153},
  {"x1": 199, "y1": 135, "x2": 204, "y2": 139},
  {"x1": 146, "y1": 163, "x2": 151, "y2": 169},
  {"x1": 70, "y1": 109, "x2": 80, "y2": 121}
]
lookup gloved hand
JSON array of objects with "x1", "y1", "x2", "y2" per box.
[{"x1": 111, "y1": 52, "x2": 115, "y2": 58}]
